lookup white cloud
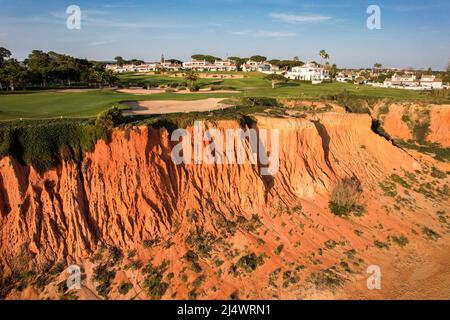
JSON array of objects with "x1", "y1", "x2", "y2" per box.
[
  {"x1": 255, "y1": 30, "x2": 296, "y2": 37},
  {"x1": 90, "y1": 39, "x2": 118, "y2": 46},
  {"x1": 232, "y1": 30, "x2": 296, "y2": 38},
  {"x1": 270, "y1": 12, "x2": 331, "y2": 24}
]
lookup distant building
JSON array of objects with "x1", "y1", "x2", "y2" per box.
[
  {"x1": 209, "y1": 59, "x2": 237, "y2": 72},
  {"x1": 241, "y1": 60, "x2": 279, "y2": 73},
  {"x1": 161, "y1": 61, "x2": 182, "y2": 71},
  {"x1": 183, "y1": 59, "x2": 211, "y2": 71},
  {"x1": 286, "y1": 62, "x2": 330, "y2": 82},
  {"x1": 106, "y1": 63, "x2": 159, "y2": 73},
  {"x1": 419, "y1": 75, "x2": 443, "y2": 89},
  {"x1": 336, "y1": 71, "x2": 358, "y2": 83},
  {"x1": 136, "y1": 63, "x2": 160, "y2": 72},
  {"x1": 383, "y1": 73, "x2": 443, "y2": 90},
  {"x1": 241, "y1": 60, "x2": 260, "y2": 72},
  {"x1": 183, "y1": 59, "x2": 237, "y2": 72}
]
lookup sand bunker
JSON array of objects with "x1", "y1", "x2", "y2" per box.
[
  {"x1": 57, "y1": 89, "x2": 101, "y2": 93},
  {"x1": 176, "y1": 88, "x2": 240, "y2": 94},
  {"x1": 117, "y1": 88, "x2": 240, "y2": 95},
  {"x1": 123, "y1": 98, "x2": 232, "y2": 115},
  {"x1": 117, "y1": 88, "x2": 166, "y2": 95}
]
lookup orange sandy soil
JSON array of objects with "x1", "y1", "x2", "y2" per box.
[
  {"x1": 122, "y1": 98, "x2": 232, "y2": 115},
  {"x1": 375, "y1": 102, "x2": 450, "y2": 147},
  {"x1": 1, "y1": 108, "x2": 449, "y2": 301}
]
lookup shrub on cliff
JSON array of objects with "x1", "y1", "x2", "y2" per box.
[
  {"x1": 142, "y1": 261, "x2": 169, "y2": 300},
  {"x1": 329, "y1": 177, "x2": 365, "y2": 217},
  {"x1": 241, "y1": 97, "x2": 279, "y2": 107},
  {"x1": 236, "y1": 253, "x2": 264, "y2": 273},
  {"x1": 0, "y1": 120, "x2": 109, "y2": 171},
  {"x1": 95, "y1": 106, "x2": 123, "y2": 129}
]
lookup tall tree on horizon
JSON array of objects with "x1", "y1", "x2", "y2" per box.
[
  {"x1": 319, "y1": 50, "x2": 329, "y2": 66},
  {"x1": 114, "y1": 56, "x2": 125, "y2": 67},
  {"x1": 250, "y1": 55, "x2": 267, "y2": 62},
  {"x1": 0, "y1": 47, "x2": 13, "y2": 91}
]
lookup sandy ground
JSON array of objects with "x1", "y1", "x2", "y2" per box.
[
  {"x1": 117, "y1": 88, "x2": 240, "y2": 95},
  {"x1": 176, "y1": 89, "x2": 240, "y2": 94},
  {"x1": 56, "y1": 89, "x2": 101, "y2": 93},
  {"x1": 117, "y1": 88, "x2": 167, "y2": 95},
  {"x1": 332, "y1": 240, "x2": 450, "y2": 300},
  {"x1": 122, "y1": 98, "x2": 232, "y2": 115}
]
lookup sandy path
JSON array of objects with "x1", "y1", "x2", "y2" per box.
[{"x1": 122, "y1": 98, "x2": 232, "y2": 115}]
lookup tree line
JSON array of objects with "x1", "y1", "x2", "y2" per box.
[{"x1": 0, "y1": 47, "x2": 118, "y2": 91}]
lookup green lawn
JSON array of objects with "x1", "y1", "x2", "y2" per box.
[{"x1": 0, "y1": 72, "x2": 446, "y2": 121}]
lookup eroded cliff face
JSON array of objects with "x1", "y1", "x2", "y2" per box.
[
  {"x1": 1, "y1": 112, "x2": 449, "y2": 300},
  {"x1": 376, "y1": 102, "x2": 450, "y2": 147}
]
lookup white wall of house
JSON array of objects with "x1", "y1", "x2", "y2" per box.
[{"x1": 286, "y1": 63, "x2": 329, "y2": 81}]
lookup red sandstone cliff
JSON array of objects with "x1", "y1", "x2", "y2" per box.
[{"x1": 1, "y1": 112, "x2": 449, "y2": 300}]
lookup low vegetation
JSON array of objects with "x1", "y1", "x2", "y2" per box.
[
  {"x1": 391, "y1": 235, "x2": 409, "y2": 247},
  {"x1": 142, "y1": 260, "x2": 170, "y2": 300},
  {"x1": 422, "y1": 227, "x2": 441, "y2": 241},
  {"x1": 329, "y1": 177, "x2": 365, "y2": 217},
  {"x1": 118, "y1": 282, "x2": 133, "y2": 295},
  {"x1": 309, "y1": 267, "x2": 346, "y2": 291},
  {"x1": 236, "y1": 253, "x2": 264, "y2": 273}
]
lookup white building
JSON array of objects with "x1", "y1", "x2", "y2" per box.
[
  {"x1": 107, "y1": 63, "x2": 160, "y2": 73},
  {"x1": 183, "y1": 59, "x2": 237, "y2": 72},
  {"x1": 383, "y1": 73, "x2": 443, "y2": 90},
  {"x1": 286, "y1": 62, "x2": 330, "y2": 82},
  {"x1": 136, "y1": 63, "x2": 160, "y2": 72},
  {"x1": 241, "y1": 60, "x2": 279, "y2": 73},
  {"x1": 420, "y1": 75, "x2": 443, "y2": 89},
  {"x1": 241, "y1": 60, "x2": 260, "y2": 72},
  {"x1": 106, "y1": 64, "x2": 139, "y2": 73},
  {"x1": 209, "y1": 59, "x2": 237, "y2": 72},
  {"x1": 161, "y1": 61, "x2": 182, "y2": 71},
  {"x1": 183, "y1": 59, "x2": 211, "y2": 71},
  {"x1": 336, "y1": 71, "x2": 358, "y2": 83},
  {"x1": 258, "y1": 63, "x2": 279, "y2": 74}
]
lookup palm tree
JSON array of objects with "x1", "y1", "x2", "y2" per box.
[
  {"x1": 319, "y1": 50, "x2": 329, "y2": 66},
  {"x1": 373, "y1": 63, "x2": 382, "y2": 74},
  {"x1": 184, "y1": 70, "x2": 199, "y2": 86}
]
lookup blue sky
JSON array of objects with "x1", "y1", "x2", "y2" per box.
[{"x1": 1, "y1": 0, "x2": 449, "y2": 69}]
